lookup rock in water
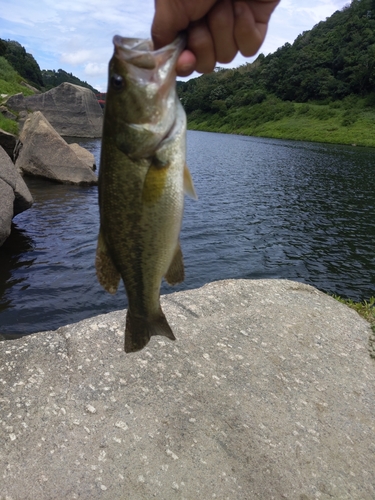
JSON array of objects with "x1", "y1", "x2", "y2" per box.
[
  {"x1": 15, "y1": 111, "x2": 97, "y2": 185},
  {"x1": 0, "y1": 180, "x2": 14, "y2": 246},
  {"x1": 69, "y1": 143, "x2": 96, "y2": 170},
  {"x1": 6, "y1": 82, "x2": 103, "y2": 137},
  {"x1": 0, "y1": 145, "x2": 33, "y2": 246}
]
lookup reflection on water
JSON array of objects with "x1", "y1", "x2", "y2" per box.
[{"x1": 0, "y1": 131, "x2": 374, "y2": 338}]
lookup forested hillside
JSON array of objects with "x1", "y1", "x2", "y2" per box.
[
  {"x1": 41, "y1": 69, "x2": 98, "y2": 93},
  {"x1": 0, "y1": 38, "x2": 98, "y2": 93},
  {"x1": 178, "y1": 0, "x2": 375, "y2": 146},
  {"x1": 0, "y1": 39, "x2": 43, "y2": 89}
]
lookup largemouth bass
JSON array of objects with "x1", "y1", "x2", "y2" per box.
[{"x1": 96, "y1": 35, "x2": 196, "y2": 353}]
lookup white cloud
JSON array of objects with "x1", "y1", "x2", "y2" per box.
[
  {"x1": 61, "y1": 50, "x2": 92, "y2": 65},
  {"x1": 0, "y1": 0, "x2": 350, "y2": 90},
  {"x1": 84, "y1": 62, "x2": 107, "y2": 77}
]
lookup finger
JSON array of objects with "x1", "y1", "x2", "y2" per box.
[
  {"x1": 176, "y1": 50, "x2": 197, "y2": 77},
  {"x1": 233, "y1": 1, "x2": 263, "y2": 56},
  {"x1": 187, "y1": 19, "x2": 216, "y2": 73},
  {"x1": 152, "y1": 0, "x2": 219, "y2": 50},
  {"x1": 207, "y1": 0, "x2": 237, "y2": 64},
  {"x1": 151, "y1": 0, "x2": 189, "y2": 49}
]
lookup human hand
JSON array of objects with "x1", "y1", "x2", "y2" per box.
[{"x1": 151, "y1": 0, "x2": 280, "y2": 76}]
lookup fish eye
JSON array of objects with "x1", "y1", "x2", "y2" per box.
[{"x1": 111, "y1": 74, "x2": 124, "y2": 90}]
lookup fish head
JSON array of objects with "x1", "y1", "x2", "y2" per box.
[{"x1": 104, "y1": 35, "x2": 185, "y2": 158}]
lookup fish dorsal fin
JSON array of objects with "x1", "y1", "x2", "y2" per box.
[
  {"x1": 164, "y1": 241, "x2": 185, "y2": 285},
  {"x1": 184, "y1": 164, "x2": 197, "y2": 200}
]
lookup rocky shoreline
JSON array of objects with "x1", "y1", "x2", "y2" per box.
[{"x1": 0, "y1": 83, "x2": 101, "y2": 247}]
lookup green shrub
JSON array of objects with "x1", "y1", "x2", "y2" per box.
[
  {"x1": 312, "y1": 107, "x2": 336, "y2": 120},
  {"x1": 211, "y1": 99, "x2": 227, "y2": 116},
  {"x1": 329, "y1": 101, "x2": 342, "y2": 109},
  {"x1": 341, "y1": 108, "x2": 359, "y2": 126},
  {"x1": 296, "y1": 104, "x2": 311, "y2": 114},
  {"x1": 0, "y1": 114, "x2": 18, "y2": 134},
  {"x1": 0, "y1": 56, "x2": 19, "y2": 82}
]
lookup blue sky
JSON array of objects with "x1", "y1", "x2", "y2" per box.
[{"x1": 1, "y1": 0, "x2": 349, "y2": 91}]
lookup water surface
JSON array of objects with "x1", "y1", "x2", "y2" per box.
[{"x1": 1, "y1": 132, "x2": 374, "y2": 337}]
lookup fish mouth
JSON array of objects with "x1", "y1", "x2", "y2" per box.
[{"x1": 113, "y1": 34, "x2": 186, "y2": 73}]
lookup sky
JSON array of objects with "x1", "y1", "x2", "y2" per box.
[{"x1": 1, "y1": 0, "x2": 350, "y2": 92}]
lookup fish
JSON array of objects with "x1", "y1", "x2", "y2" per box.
[{"x1": 96, "y1": 34, "x2": 197, "y2": 353}]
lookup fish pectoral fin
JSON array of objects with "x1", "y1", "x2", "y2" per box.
[
  {"x1": 164, "y1": 241, "x2": 185, "y2": 285},
  {"x1": 124, "y1": 308, "x2": 176, "y2": 353},
  {"x1": 142, "y1": 159, "x2": 169, "y2": 204},
  {"x1": 184, "y1": 163, "x2": 197, "y2": 200},
  {"x1": 95, "y1": 228, "x2": 121, "y2": 294}
]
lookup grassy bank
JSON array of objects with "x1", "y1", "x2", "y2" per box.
[
  {"x1": 0, "y1": 115, "x2": 18, "y2": 135},
  {"x1": 0, "y1": 57, "x2": 35, "y2": 98},
  {"x1": 333, "y1": 296, "x2": 375, "y2": 358},
  {"x1": 188, "y1": 97, "x2": 375, "y2": 148},
  {"x1": 334, "y1": 296, "x2": 375, "y2": 330},
  {"x1": 0, "y1": 56, "x2": 33, "y2": 135}
]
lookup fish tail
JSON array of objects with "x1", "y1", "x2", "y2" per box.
[{"x1": 124, "y1": 308, "x2": 176, "y2": 353}]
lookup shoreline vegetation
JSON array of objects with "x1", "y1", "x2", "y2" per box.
[
  {"x1": 333, "y1": 295, "x2": 375, "y2": 357},
  {"x1": 186, "y1": 96, "x2": 375, "y2": 148},
  {"x1": 333, "y1": 295, "x2": 375, "y2": 331},
  {"x1": 178, "y1": 0, "x2": 375, "y2": 148}
]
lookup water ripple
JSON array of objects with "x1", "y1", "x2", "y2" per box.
[{"x1": 0, "y1": 131, "x2": 374, "y2": 337}]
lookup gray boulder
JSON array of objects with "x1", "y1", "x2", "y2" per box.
[
  {"x1": 0, "y1": 180, "x2": 14, "y2": 246},
  {"x1": 69, "y1": 142, "x2": 96, "y2": 170},
  {"x1": 20, "y1": 81, "x2": 41, "y2": 94},
  {"x1": 0, "y1": 145, "x2": 33, "y2": 246},
  {"x1": 0, "y1": 105, "x2": 17, "y2": 120},
  {"x1": 0, "y1": 279, "x2": 374, "y2": 499},
  {"x1": 4, "y1": 92, "x2": 24, "y2": 111},
  {"x1": 16, "y1": 111, "x2": 97, "y2": 185},
  {"x1": 0, "y1": 128, "x2": 17, "y2": 159},
  {"x1": 6, "y1": 82, "x2": 103, "y2": 137}
]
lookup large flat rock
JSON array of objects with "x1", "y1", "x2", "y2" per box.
[{"x1": 0, "y1": 279, "x2": 374, "y2": 499}]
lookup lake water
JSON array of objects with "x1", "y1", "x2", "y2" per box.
[{"x1": 1, "y1": 131, "x2": 374, "y2": 338}]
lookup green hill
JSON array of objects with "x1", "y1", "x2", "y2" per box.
[
  {"x1": 178, "y1": 0, "x2": 375, "y2": 147},
  {"x1": 0, "y1": 38, "x2": 98, "y2": 95},
  {"x1": 41, "y1": 69, "x2": 98, "y2": 93},
  {"x1": 0, "y1": 56, "x2": 36, "y2": 134},
  {"x1": 0, "y1": 39, "x2": 99, "y2": 135},
  {"x1": 0, "y1": 39, "x2": 43, "y2": 89}
]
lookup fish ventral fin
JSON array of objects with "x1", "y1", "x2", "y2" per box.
[
  {"x1": 124, "y1": 308, "x2": 176, "y2": 353},
  {"x1": 164, "y1": 241, "x2": 185, "y2": 285},
  {"x1": 95, "y1": 228, "x2": 121, "y2": 294},
  {"x1": 184, "y1": 163, "x2": 197, "y2": 199}
]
